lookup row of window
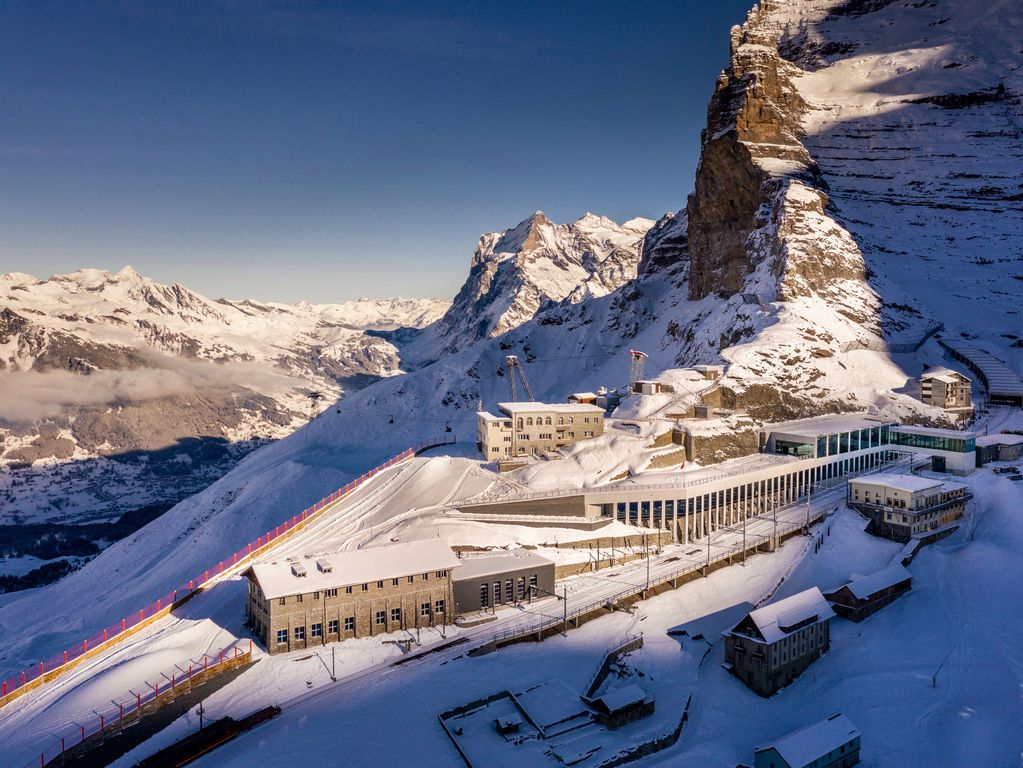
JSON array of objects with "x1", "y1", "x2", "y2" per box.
[
  {"x1": 275, "y1": 571, "x2": 448, "y2": 606},
  {"x1": 514, "y1": 415, "x2": 598, "y2": 428},
  {"x1": 274, "y1": 601, "x2": 447, "y2": 644},
  {"x1": 479, "y1": 575, "x2": 539, "y2": 608}
]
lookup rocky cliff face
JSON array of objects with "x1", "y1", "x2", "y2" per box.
[{"x1": 415, "y1": 211, "x2": 653, "y2": 360}]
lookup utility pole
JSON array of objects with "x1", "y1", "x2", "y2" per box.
[
  {"x1": 562, "y1": 586, "x2": 568, "y2": 637},
  {"x1": 197, "y1": 701, "x2": 205, "y2": 732},
  {"x1": 806, "y1": 482, "x2": 813, "y2": 530},
  {"x1": 331, "y1": 647, "x2": 336, "y2": 682},
  {"x1": 644, "y1": 532, "x2": 650, "y2": 592}
]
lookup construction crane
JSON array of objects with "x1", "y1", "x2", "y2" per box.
[
  {"x1": 628, "y1": 350, "x2": 648, "y2": 387},
  {"x1": 505, "y1": 355, "x2": 535, "y2": 402}
]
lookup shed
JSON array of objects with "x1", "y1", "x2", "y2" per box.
[
  {"x1": 824, "y1": 564, "x2": 912, "y2": 622},
  {"x1": 754, "y1": 713, "x2": 861, "y2": 768},
  {"x1": 587, "y1": 684, "x2": 655, "y2": 729}
]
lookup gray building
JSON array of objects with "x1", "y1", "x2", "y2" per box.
[
  {"x1": 824, "y1": 564, "x2": 912, "y2": 623},
  {"x1": 754, "y1": 713, "x2": 861, "y2": 768},
  {"x1": 975, "y1": 433, "x2": 1023, "y2": 465},
  {"x1": 452, "y1": 550, "x2": 555, "y2": 613},
  {"x1": 723, "y1": 587, "x2": 835, "y2": 697}
]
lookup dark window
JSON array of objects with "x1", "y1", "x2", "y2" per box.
[
  {"x1": 377, "y1": 580, "x2": 384, "y2": 589},
  {"x1": 408, "y1": 575, "x2": 414, "y2": 584},
  {"x1": 435, "y1": 599, "x2": 445, "y2": 614},
  {"x1": 294, "y1": 626, "x2": 305, "y2": 641},
  {"x1": 276, "y1": 629, "x2": 287, "y2": 644},
  {"x1": 313, "y1": 591, "x2": 320, "y2": 600},
  {"x1": 392, "y1": 578, "x2": 399, "y2": 586},
  {"x1": 391, "y1": 608, "x2": 401, "y2": 623},
  {"x1": 344, "y1": 616, "x2": 354, "y2": 631},
  {"x1": 328, "y1": 619, "x2": 339, "y2": 634},
  {"x1": 311, "y1": 623, "x2": 322, "y2": 638},
  {"x1": 296, "y1": 594, "x2": 303, "y2": 603},
  {"x1": 361, "y1": 583, "x2": 369, "y2": 592},
  {"x1": 480, "y1": 584, "x2": 489, "y2": 608},
  {"x1": 420, "y1": 602, "x2": 431, "y2": 617},
  {"x1": 345, "y1": 586, "x2": 353, "y2": 594},
  {"x1": 375, "y1": 610, "x2": 386, "y2": 625},
  {"x1": 278, "y1": 597, "x2": 286, "y2": 606},
  {"x1": 326, "y1": 588, "x2": 338, "y2": 598}
]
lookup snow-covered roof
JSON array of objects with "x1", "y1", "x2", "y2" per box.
[
  {"x1": 921, "y1": 366, "x2": 970, "y2": 384},
  {"x1": 497, "y1": 402, "x2": 604, "y2": 414},
  {"x1": 767, "y1": 413, "x2": 894, "y2": 439},
  {"x1": 568, "y1": 392, "x2": 598, "y2": 400},
  {"x1": 839, "y1": 564, "x2": 912, "y2": 601},
  {"x1": 478, "y1": 411, "x2": 511, "y2": 422},
  {"x1": 851, "y1": 473, "x2": 943, "y2": 494},
  {"x1": 940, "y1": 338, "x2": 1023, "y2": 397},
  {"x1": 592, "y1": 684, "x2": 650, "y2": 713},
  {"x1": 756, "y1": 713, "x2": 860, "y2": 767},
  {"x1": 249, "y1": 540, "x2": 461, "y2": 599},
  {"x1": 976, "y1": 433, "x2": 1023, "y2": 447},
  {"x1": 730, "y1": 587, "x2": 834, "y2": 644},
  {"x1": 891, "y1": 424, "x2": 979, "y2": 440},
  {"x1": 453, "y1": 550, "x2": 554, "y2": 581}
]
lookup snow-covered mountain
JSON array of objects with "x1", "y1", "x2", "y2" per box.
[
  {"x1": 407, "y1": 211, "x2": 654, "y2": 362},
  {"x1": 0, "y1": 267, "x2": 448, "y2": 524}
]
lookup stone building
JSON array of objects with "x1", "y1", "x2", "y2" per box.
[
  {"x1": 920, "y1": 367, "x2": 972, "y2": 411},
  {"x1": 452, "y1": 550, "x2": 555, "y2": 613},
  {"x1": 848, "y1": 474, "x2": 971, "y2": 542},
  {"x1": 476, "y1": 402, "x2": 605, "y2": 460},
  {"x1": 722, "y1": 587, "x2": 835, "y2": 697},
  {"x1": 246, "y1": 540, "x2": 461, "y2": 654}
]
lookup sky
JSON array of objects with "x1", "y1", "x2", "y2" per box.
[{"x1": 0, "y1": 0, "x2": 753, "y2": 304}]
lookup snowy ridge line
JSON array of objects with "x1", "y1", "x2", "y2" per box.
[
  {"x1": 20, "y1": 640, "x2": 253, "y2": 768},
  {"x1": 0, "y1": 436, "x2": 455, "y2": 711}
]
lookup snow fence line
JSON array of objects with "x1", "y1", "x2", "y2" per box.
[
  {"x1": 21, "y1": 640, "x2": 253, "y2": 768},
  {"x1": 0, "y1": 435, "x2": 456, "y2": 711}
]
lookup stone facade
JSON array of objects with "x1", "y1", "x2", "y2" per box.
[{"x1": 476, "y1": 402, "x2": 605, "y2": 459}]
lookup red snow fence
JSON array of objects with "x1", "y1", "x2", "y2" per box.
[{"x1": 0, "y1": 436, "x2": 455, "y2": 710}]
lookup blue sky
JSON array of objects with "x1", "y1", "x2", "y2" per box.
[{"x1": 0, "y1": 1, "x2": 752, "y2": 303}]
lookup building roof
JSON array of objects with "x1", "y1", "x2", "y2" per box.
[
  {"x1": 249, "y1": 540, "x2": 461, "y2": 599},
  {"x1": 921, "y1": 366, "x2": 970, "y2": 384},
  {"x1": 497, "y1": 402, "x2": 605, "y2": 415},
  {"x1": 591, "y1": 684, "x2": 651, "y2": 713},
  {"x1": 667, "y1": 602, "x2": 755, "y2": 641},
  {"x1": 478, "y1": 411, "x2": 511, "y2": 422},
  {"x1": 976, "y1": 433, "x2": 1023, "y2": 447},
  {"x1": 839, "y1": 563, "x2": 912, "y2": 601},
  {"x1": 452, "y1": 550, "x2": 554, "y2": 581},
  {"x1": 891, "y1": 424, "x2": 979, "y2": 440},
  {"x1": 851, "y1": 473, "x2": 943, "y2": 494},
  {"x1": 766, "y1": 413, "x2": 894, "y2": 440},
  {"x1": 756, "y1": 713, "x2": 860, "y2": 767},
  {"x1": 730, "y1": 587, "x2": 834, "y2": 645},
  {"x1": 568, "y1": 392, "x2": 598, "y2": 400},
  {"x1": 940, "y1": 338, "x2": 1023, "y2": 397}
]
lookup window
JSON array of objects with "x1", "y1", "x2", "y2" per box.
[
  {"x1": 408, "y1": 575, "x2": 414, "y2": 584},
  {"x1": 328, "y1": 619, "x2": 339, "y2": 634},
  {"x1": 420, "y1": 602, "x2": 431, "y2": 617},
  {"x1": 529, "y1": 574, "x2": 538, "y2": 594},
  {"x1": 311, "y1": 623, "x2": 322, "y2": 638},
  {"x1": 494, "y1": 582, "x2": 501, "y2": 604},
  {"x1": 276, "y1": 629, "x2": 288, "y2": 644},
  {"x1": 392, "y1": 578, "x2": 399, "y2": 586},
  {"x1": 436, "y1": 570, "x2": 447, "y2": 578},
  {"x1": 361, "y1": 583, "x2": 369, "y2": 592},
  {"x1": 517, "y1": 577, "x2": 525, "y2": 599},
  {"x1": 480, "y1": 584, "x2": 489, "y2": 608},
  {"x1": 377, "y1": 580, "x2": 384, "y2": 589},
  {"x1": 435, "y1": 599, "x2": 445, "y2": 614},
  {"x1": 345, "y1": 586, "x2": 353, "y2": 594},
  {"x1": 296, "y1": 594, "x2": 303, "y2": 603},
  {"x1": 294, "y1": 626, "x2": 305, "y2": 641},
  {"x1": 375, "y1": 610, "x2": 386, "y2": 625},
  {"x1": 326, "y1": 588, "x2": 338, "y2": 598},
  {"x1": 505, "y1": 580, "x2": 514, "y2": 602},
  {"x1": 421, "y1": 573, "x2": 429, "y2": 581},
  {"x1": 344, "y1": 616, "x2": 355, "y2": 631},
  {"x1": 391, "y1": 608, "x2": 401, "y2": 623},
  {"x1": 278, "y1": 597, "x2": 286, "y2": 606},
  {"x1": 313, "y1": 591, "x2": 320, "y2": 600}
]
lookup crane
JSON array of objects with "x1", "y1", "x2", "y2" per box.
[{"x1": 505, "y1": 355, "x2": 535, "y2": 402}]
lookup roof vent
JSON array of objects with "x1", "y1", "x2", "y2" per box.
[
  {"x1": 316, "y1": 559, "x2": 333, "y2": 573},
  {"x1": 291, "y1": 562, "x2": 308, "y2": 578}
]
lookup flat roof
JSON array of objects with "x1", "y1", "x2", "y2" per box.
[
  {"x1": 568, "y1": 392, "x2": 598, "y2": 399},
  {"x1": 892, "y1": 424, "x2": 979, "y2": 439},
  {"x1": 731, "y1": 587, "x2": 834, "y2": 645},
  {"x1": 840, "y1": 564, "x2": 912, "y2": 600},
  {"x1": 756, "y1": 714, "x2": 860, "y2": 767},
  {"x1": 497, "y1": 402, "x2": 605, "y2": 414},
  {"x1": 767, "y1": 413, "x2": 894, "y2": 439},
  {"x1": 478, "y1": 412, "x2": 511, "y2": 422},
  {"x1": 851, "y1": 473, "x2": 944, "y2": 493},
  {"x1": 250, "y1": 540, "x2": 461, "y2": 599},
  {"x1": 452, "y1": 550, "x2": 554, "y2": 581},
  {"x1": 976, "y1": 433, "x2": 1023, "y2": 447}
]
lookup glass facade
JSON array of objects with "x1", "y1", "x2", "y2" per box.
[{"x1": 891, "y1": 430, "x2": 974, "y2": 453}]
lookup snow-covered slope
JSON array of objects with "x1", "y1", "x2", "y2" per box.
[{"x1": 407, "y1": 211, "x2": 654, "y2": 362}]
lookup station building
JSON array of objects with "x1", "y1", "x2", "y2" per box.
[
  {"x1": 246, "y1": 540, "x2": 460, "y2": 654},
  {"x1": 451, "y1": 550, "x2": 555, "y2": 613},
  {"x1": 847, "y1": 474, "x2": 970, "y2": 542},
  {"x1": 888, "y1": 425, "x2": 978, "y2": 475},
  {"x1": 476, "y1": 402, "x2": 605, "y2": 460}
]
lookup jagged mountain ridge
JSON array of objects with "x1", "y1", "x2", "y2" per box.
[{"x1": 407, "y1": 211, "x2": 654, "y2": 363}]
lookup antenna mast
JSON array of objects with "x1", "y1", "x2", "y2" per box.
[{"x1": 505, "y1": 355, "x2": 535, "y2": 402}]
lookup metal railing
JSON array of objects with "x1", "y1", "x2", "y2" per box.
[{"x1": 0, "y1": 435, "x2": 456, "y2": 709}]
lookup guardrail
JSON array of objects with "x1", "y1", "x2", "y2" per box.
[
  {"x1": 21, "y1": 641, "x2": 252, "y2": 768},
  {"x1": 0, "y1": 435, "x2": 456, "y2": 710}
]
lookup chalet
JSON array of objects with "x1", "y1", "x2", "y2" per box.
[
  {"x1": 824, "y1": 564, "x2": 912, "y2": 622},
  {"x1": 754, "y1": 713, "x2": 861, "y2": 768},
  {"x1": 723, "y1": 587, "x2": 835, "y2": 697},
  {"x1": 587, "y1": 684, "x2": 655, "y2": 729}
]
